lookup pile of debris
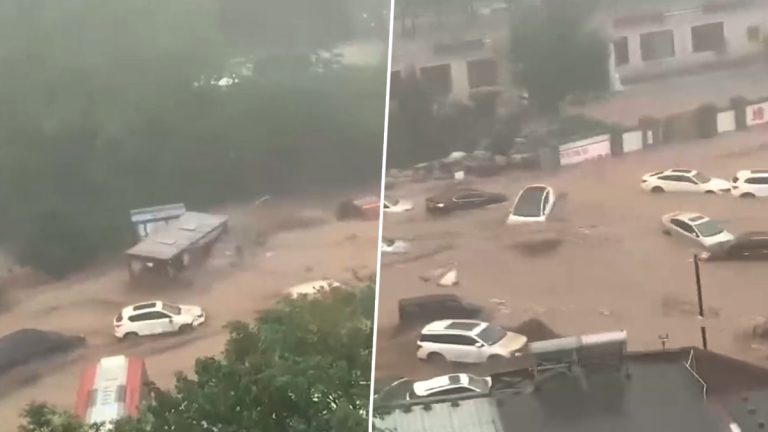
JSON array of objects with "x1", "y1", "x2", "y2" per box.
[{"x1": 388, "y1": 148, "x2": 540, "y2": 184}]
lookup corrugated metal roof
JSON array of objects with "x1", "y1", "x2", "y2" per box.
[
  {"x1": 125, "y1": 212, "x2": 228, "y2": 260},
  {"x1": 377, "y1": 397, "x2": 502, "y2": 432}
]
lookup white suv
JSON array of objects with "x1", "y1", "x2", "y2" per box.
[
  {"x1": 113, "y1": 301, "x2": 206, "y2": 339},
  {"x1": 417, "y1": 320, "x2": 528, "y2": 365},
  {"x1": 731, "y1": 170, "x2": 768, "y2": 198}
]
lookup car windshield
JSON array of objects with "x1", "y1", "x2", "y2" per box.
[
  {"x1": 162, "y1": 303, "x2": 182, "y2": 315},
  {"x1": 467, "y1": 376, "x2": 490, "y2": 393},
  {"x1": 692, "y1": 173, "x2": 711, "y2": 183},
  {"x1": 512, "y1": 187, "x2": 545, "y2": 217},
  {"x1": 475, "y1": 324, "x2": 507, "y2": 345},
  {"x1": 694, "y1": 220, "x2": 724, "y2": 237}
]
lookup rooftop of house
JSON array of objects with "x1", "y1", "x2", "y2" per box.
[
  {"x1": 124, "y1": 211, "x2": 228, "y2": 260},
  {"x1": 376, "y1": 347, "x2": 768, "y2": 432}
]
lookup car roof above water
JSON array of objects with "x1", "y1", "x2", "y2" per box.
[
  {"x1": 412, "y1": 374, "x2": 469, "y2": 395},
  {"x1": 422, "y1": 319, "x2": 485, "y2": 334},
  {"x1": 399, "y1": 294, "x2": 463, "y2": 306}
]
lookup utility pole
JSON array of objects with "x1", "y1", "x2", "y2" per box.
[{"x1": 693, "y1": 253, "x2": 708, "y2": 350}]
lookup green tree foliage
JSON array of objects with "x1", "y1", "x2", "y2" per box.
[
  {"x1": 18, "y1": 284, "x2": 375, "y2": 432},
  {"x1": 0, "y1": 0, "x2": 385, "y2": 276},
  {"x1": 509, "y1": 0, "x2": 609, "y2": 114},
  {"x1": 387, "y1": 71, "x2": 495, "y2": 169}
]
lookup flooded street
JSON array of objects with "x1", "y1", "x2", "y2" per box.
[{"x1": 376, "y1": 127, "x2": 768, "y2": 379}]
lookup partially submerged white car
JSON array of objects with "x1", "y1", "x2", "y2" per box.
[
  {"x1": 284, "y1": 279, "x2": 344, "y2": 298},
  {"x1": 506, "y1": 184, "x2": 555, "y2": 224},
  {"x1": 383, "y1": 196, "x2": 414, "y2": 213},
  {"x1": 731, "y1": 169, "x2": 768, "y2": 198},
  {"x1": 113, "y1": 301, "x2": 206, "y2": 339},
  {"x1": 661, "y1": 212, "x2": 735, "y2": 250},
  {"x1": 407, "y1": 373, "x2": 492, "y2": 400},
  {"x1": 381, "y1": 238, "x2": 410, "y2": 254},
  {"x1": 641, "y1": 168, "x2": 731, "y2": 194}
]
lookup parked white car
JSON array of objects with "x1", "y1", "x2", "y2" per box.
[
  {"x1": 285, "y1": 279, "x2": 344, "y2": 298},
  {"x1": 383, "y1": 196, "x2": 414, "y2": 213},
  {"x1": 661, "y1": 212, "x2": 735, "y2": 249},
  {"x1": 381, "y1": 238, "x2": 410, "y2": 254},
  {"x1": 731, "y1": 170, "x2": 768, "y2": 198},
  {"x1": 641, "y1": 168, "x2": 731, "y2": 194},
  {"x1": 407, "y1": 373, "x2": 492, "y2": 400},
  {"x1": 506, "y1": 184, "x2": 555, "y2": 224},
  {"x1": 113, "y1": 301, "x2": 205, "y2": 339},
  {"x1": 417, "y1": 319, "x2": 527, "y2": 365}
]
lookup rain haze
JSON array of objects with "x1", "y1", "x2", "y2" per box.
[
  {"x1": 0, "y1": 0, "x2": 388, "y2": 430},
  {"x1": 375, "y1": 0, "x2": 768, "y2": 431}
]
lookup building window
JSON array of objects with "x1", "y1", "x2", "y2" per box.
[
  {"x1": 613, "y1": 36, "x2": 630, "y2": 66},
  {"x1": 747, "y1": 25, "x2": 761, "y2": 43},
  {"x1": 419, "y1": 63, "x2": 453, "y2": 97},
  {"x1": 640, "y1": 29, "x2": 676, "y2": 62},
  {"x1": 466, "y1": 58, "x2": 498, "y2": 89},
  {"x1": 691, "y1": 22, "x2": 726, "y2": 53}
]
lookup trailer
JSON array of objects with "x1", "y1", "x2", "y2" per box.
[{"x1": 125, "y1": 211, "x2": 228, "y2": 280}]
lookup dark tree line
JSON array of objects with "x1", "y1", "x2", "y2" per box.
[
  {"x1": 387, "y1": 0, "x2": 610, "y2": 168},
  {"x1": 0, "y1": 0, "x2": 385, "y2": 276}
]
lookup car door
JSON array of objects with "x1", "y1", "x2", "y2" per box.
[
  {"x1": 658, "y1": 175, "x2": 691, "y2": 192},
  {"x1": 676, "y1": 175, "x2": 701, "y2": 192},
  {"x1": 443, "y1": 334, "x2": 485, "y2": 363},
  {"x1": 429, "y1": 387, "x2": 474, "y2": 398},
  {"x1": 143, "y1": 311, "x2": 175, "y2": 335},
  {"x1": 453, "y1": 192, "x2": 487, "y2": 210},
  {"x1": 127, "y1": 312, "x2": 156, "y2": 336},
  {"x1": 443, "y1": 335, "x2": 482, "y2": 363},
  {"x1": 670, "y1": 219, "x2": 700, "y2": 245},
  {"x1": 441, "y1": 299, "x2": 469, "y2": 319},
  {"x1": 746, "y1": 176, "x2": 768, "y2": 197}
]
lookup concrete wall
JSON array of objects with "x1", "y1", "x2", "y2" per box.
[
  {"x1": 717, "y1": 110, "x2": 737, "y2": 133},
  {"x1": 622, "y1": 130, "x2": 644, "y2": 153},
  {"x1": 610, "y1": 3, "x2": 768, "y2": 81}
]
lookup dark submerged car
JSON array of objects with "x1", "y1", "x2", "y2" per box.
[
  {"x1": 702, "y1": 231, "x2": 768, "y2": 261},
  {"x1": 425, "y1": 188, "x2": 508, "y2": 214},
  {"x1": 0, "y1": 329, "x2": 86, "y2": 375},
  {"x1": 398, "y1": 294, "x2": 485, "y2": 325}
]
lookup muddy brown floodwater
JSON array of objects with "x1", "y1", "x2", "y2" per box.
[
  {"x1": 0, "y1": 191, "x2": 378, "y2": 430},
  {"x1": 376, "y1": 127, "x2": 768, "y2": 381}
]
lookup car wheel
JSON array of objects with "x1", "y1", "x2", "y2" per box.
[
  {"x1": 122, "y1": 332, "x2": 138, "y2": 341},
  {"x1": 178, "y1": 324, "x2": 193, "y2": 334},
  {"x1": 705, "y1": 190, "x2": 716, "y2": 195},
  {"x1": 426, "y1": 352, "x2": 447, "y2": 365},
  {"x1": 741, "y1": 192, "x2": 756, "y2": 199},
  {"x1": 651, "y1": 186, "x2": 664, "y2": 193},
  {"x1": 661, "y1": 229, "x2": 671, "y2": 236}
]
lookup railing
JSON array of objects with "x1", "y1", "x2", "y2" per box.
[{"x1": 684, "y1": 349, "x2": 708, "y2": 400}]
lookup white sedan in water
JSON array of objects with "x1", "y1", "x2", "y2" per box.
[
  {"x1": 641, "y1": 168, "x2": 731, "y2": 194},
  {"x1": 661, "y1": 212, "x2": 735, "y2": 249},
  {"x1": 381, "y1": 238, "x2": 410, "y2": 254},
  {"x1": 506, "y1": 184, "x2": 555, "y2": 224},
  {"x1": 383, "y1": 196, "x2": 414, "y2": 213},
  {"x1": 284, "y1": 279, "x2": 344, "y2": 298}
]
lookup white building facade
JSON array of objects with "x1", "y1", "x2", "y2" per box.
[{"x1": 609, "y1": 1, "x2": 768, "y2": 82}]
